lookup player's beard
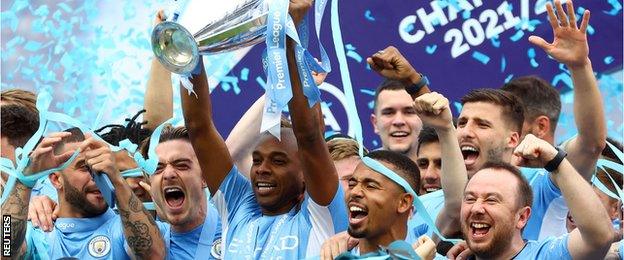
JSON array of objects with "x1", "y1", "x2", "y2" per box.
[{"x1": 64, "y1": 180, "x2": 107, "y2": 217}]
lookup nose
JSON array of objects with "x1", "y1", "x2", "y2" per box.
[
  {"x1": 391, "y1": 112, "x2": 406, "y2": 126},
  {"x1": 254, "y1": 160, "x2": 271, "y2": 176},
  {"x1": 457, "y1": 123, "x2": 476, "y2": 140},
  {"x1": 423, "y1": 165, "x2": 440, "y2": 182},
  {"x1": 470, "y1": 200, "x2": 486, "y2": 215},
  {"x1": 348, "y1": 182, "x2": 365, "y2": 199},
  {"x1": 162, "y1": 165, "x2": 179, "y2": 181}
]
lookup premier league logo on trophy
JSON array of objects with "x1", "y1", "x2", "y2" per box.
[{"x1": 151, "y1": 0, "x2": 269, "y2": 74}]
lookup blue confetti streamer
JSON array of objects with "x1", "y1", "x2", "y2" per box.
[
  {"x1": 462, "y1": 10, "x2": 471, "y2": 19},
  {"x1": 24, "y1": 41, "x2": 43, "y2": 52},
  {"x1": 345, "y1": 44, "x2": 363, "y2": 63},
  {"x1": 472, "y1": 51, "x2": 490, "y2": 65},
  {"x1": 586, "y1": 25, "x2": 595, "y2": 35},
  {"x1": 501, "y1": 56, "x2": 506, "y2": 72},
  {"x1": 372, "y1": 140, "x2": 379, "y2": 147},
  {"x1": 510, "y1": 30, "x2": 524, "y2": 42},
  {"x1": 256, "y1": 76, "x2": 267, "y2": 89},
  {"x1": 604, "y1": 0, "x2": 622, "y2": 16},
  {"x1": 425, "y1": 45, "x2": 437, "y2": 54},
  {"x1": 368, "y1": 100, "x2": 374, "y2": 109},
  {"x1": 453, "y1": 102, "x2": 463, "y2": 113},
  {"x1": 505, "y1": 74, "x2": 514, "y2": 83},
  {"x1": 552, "y1": 72, "x2": 573, "y2": 89},
  {"x1": 403, "y1": 24, "x2": 415, "y2": 33},
  {"x1": 360, "y1": 89, "x2": 375, "y2": 96},
  {"x1": 364, "y1": 10, "x2": 375, "y2": 21},
  {"x1": 240, "y1": 68, "x2": 250, "y2": 81},
  {"x1": 490, "y1": 36, "x2": 501, "y2": 48}
]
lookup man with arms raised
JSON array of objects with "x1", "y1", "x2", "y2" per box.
[
  {"x1": 366, "y1": 46, "x2": 431, "y2": 163},
  {"x1": 460, "y1": 134, "x2": 612, "y2": 259},
  {"x1": 501, "y1": 0, "x2": 606, "y2": 240},
  {"x1": 179, "y1": 0, "x2": 346, "y2": 258},
  {"x1": 2, "y1": 128, "x2": 164, "y2": 259}
]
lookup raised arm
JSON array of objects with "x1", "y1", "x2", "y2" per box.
[
  {"x1": 180, "y1": 61, "x2": 233, "y2": 194},
  {"x1": 144, "y1": 10, "x2": 173, "y2": 131},
  {"x1": 80, "y1": 137, "x2": 164, "y2": 259},
  {"x1": 1, "y1": 132, "x2": 74, "y2": 258},
  {"x1": 514, "y1": 134, "x2": 612, "y2": 259},
  {"x1": 529, "y1": 0, "x2": 605, "y2": 180},
  {"x1": 285, "y1": 0, "x2": 337, "y2": 205},
  {"x1": 366, "y1": 46, "x2": 430, "y2": 99},
  {"x1": 225, "y1": 94, "x2": 265, "y2": 178},
  {"x1": 413, "y1": 92, "x2": 468, "y2": 239}
]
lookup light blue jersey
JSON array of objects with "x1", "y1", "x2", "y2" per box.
[
  {"x1": 212, "y1": 166, "x2": 348, "y2": 259},
  {"x1": 26, "y1": 208, "x2": 131, "y2": 259},
  {"x1": 406, "y1": 190, "x2": 445, "y2": 242},
  {"x1": 513, "y1": 235, "x2": 571, "y2": 259},
  {"x1": 521, "y1": 168, "x2": 565, "y2": 240},
  {"x1": 158, "y1": 202, "x2": 223, "y2": 259},
  {"x1": 31, "y1": 177, "x2": 58, "y2": 202}
]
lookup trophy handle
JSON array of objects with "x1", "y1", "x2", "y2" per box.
[{"x1": 151, "y1": 21, "x2": 199, "y2": 75}]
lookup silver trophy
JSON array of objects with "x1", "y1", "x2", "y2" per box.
[{"x1": 152, "y1": 0, "x2": 269, "y2": 74}]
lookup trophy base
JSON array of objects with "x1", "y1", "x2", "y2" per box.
[{"x1": 152, "y1": 21, "x2": 199, "y2": 75}]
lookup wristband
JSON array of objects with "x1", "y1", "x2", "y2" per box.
[
  {"x1": 544, "y1": 146, "x2": 567, "y2": 172},
  {"x1": 405, "y1": 73, "x2": 429, "y2": 96}
]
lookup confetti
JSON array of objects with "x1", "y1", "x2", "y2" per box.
[
  {"x1": 425, "y1": 45, "x2": 437, "y2": 54},
  {"x1": 472, "y1": 51, "x2": 490, "y2": 65},
  {"x1": 510, "y1": 30, "x2": 524, "y2": 42},
  {"x1": 364, "y1": 10, "x2": 375, "y2": 21}
]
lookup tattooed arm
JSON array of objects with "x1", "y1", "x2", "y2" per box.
[
  {"x1": 1, "y1": 182, "x2": 30, "y2": 259},
  {"x1": 80, "y1": 137, "x2": 164, "y2": 259},
  {"x1": 1, "y1": 132, "x2": 76, "y2": 259}
]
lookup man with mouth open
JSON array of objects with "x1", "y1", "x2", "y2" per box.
[
  {"x1": 2, "y1": 128, "x2": 164, "y2": 259},
  {"x1": 178, "y1": 1, "x2": 347, "y2": 258},
  {"x1": 460, "y1": 135, "x2": 612, "y2": 259}
]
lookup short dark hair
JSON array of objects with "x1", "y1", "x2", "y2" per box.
[
  {"x1": 479, "y1": 161, "x2": 533, "y2": 209},
  {"x1": 372, "y1": 79, "x2": 408, "y2": 112},
  {"x1": 416, "y1": 126, "x2": 438, "y2": 156},
  {"x1": 139, "y1": 124, "x2": 189, "y2": 157},
  {"x1": 1, "y1": 104, "x2": 39, "y2": 147},
  {"x1": 461, "y1": 89, "x2": 525, "y2": 133},
  {"x1": 54, "y1": 127, "x2": 86, "y2": 155},
  {"x1": 501, "y1": 76, "x2": 561, "y2": 134},
  {"x1": 365, "y1": 150, "x2": 420, "y2": 192},
  {"x1": 95, "y1": 110, "x2": 151, "y2": 146}
]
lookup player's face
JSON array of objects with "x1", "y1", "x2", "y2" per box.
[
  {"x1": 372, "y1": 90, "x2": 422, "y2": 155},
  {"x1": 460, "y1": 169, "x2": 527, "y2": 258},
  {"x1": 457, "y1": 102, "x2": 519, "y2": 177},
  {"x1": 151, "y1": 140, "x2": 205, "y2": 227},
  {"x1": 60, "y1": 142, "x2": 108, "y2": 217},
  {"x1": 346, "y1": 162, "x2": 406, "y2": 240},
  {"x1": 334, "y1": 155, "x2": 361, "y2": 192},
  {"x1": 251, "y1": 131, "x2": 304, "y2": 215},
  {"x1": 114, "y1": 151, "x2": 151, "y2": 202},
  {"x1": 416, "y1": 142, "x2": 442, "y2": 194}
]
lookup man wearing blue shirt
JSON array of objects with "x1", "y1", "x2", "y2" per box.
[
  {"x1": 178, "y1": 0, "x2": 347, "y2": 258},
  {"x1": 138, "y1": 125, "x2": 223, "y2": 259},
  {"x1": 500, "y1": 0, "x2": 606, "y2": 240},
  {"x1": 460, "y1": 134, "x2": 612, "y2": 259},
  {"x1": 2, "y1": 128, "x2": 164, "y2": 259}
]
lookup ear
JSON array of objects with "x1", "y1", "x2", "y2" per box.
[
  {"x1": 607, "y1": 199, "x2": 620, "y2": 220},
  {"x1": 201, "y1": 179, "x2": 207, "y2": 189},
  {"x1": 515, "y1": 206, "x2": 532, "y2": 229},
  {"x1": 508, "y1": 131, "x2": 520, "y2": 149},
  {"x1": 49, "y1": 172, "x2": 63, "y2": 189},
  {"x1": 370, "y1": 113, "x2": 379, "y2": 134},
  {"x1": 397, "y1": 193, "x2": 414, "y2": 214},
  {"x1": 533, "y1": 116, "x2": 551, "y2": 139}
]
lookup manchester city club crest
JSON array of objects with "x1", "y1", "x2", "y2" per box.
[
  {"x1": 211, "y1": 238, "x2": 222, "y2": 259},
  {"x1": 88, "y1": 235, "x2": 111, "y2": 258}
]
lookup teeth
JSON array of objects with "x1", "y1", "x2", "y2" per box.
[
  {"x1": 164, "y1": 187, "x2": 182, "y2": 193},
  {"x1": 349, "y1": 206, "x2": 365, "y2": 213},
  {"x1": 257, "y1": 182, "x2": 275, "y2": 187},
  {"x1": 426, "y1": 188, "x2": 440, "y2": 192},
  {"x1": 461, "y1": 146, "x2": 478, "y2": 152},
  {"x1": 471, "y1": 223, "x2": 490, "y2": 229},
  {"x1": 390, "y1": 132, "x2": 409, "y2": 137}
]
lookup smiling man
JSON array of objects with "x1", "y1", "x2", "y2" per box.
[
  {"x1": 461, "y1": 134, "x2": 612, "y2": 259},
  {"x1": 2, "y1": 128, "x2": 164, "y2": 259},
  {"x1": 415, "y1": 126, "x2": 442, "y2": 194}
]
